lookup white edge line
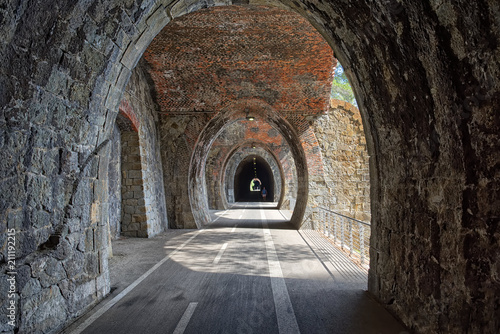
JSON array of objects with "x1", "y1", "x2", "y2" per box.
[
  {"x1": 213, "y1": 243, "x2": 228, "y2": 265},
  {"x1": 261, "y1": 210, "x2": 300, "y2": 334},
  {"x1": 210, "y1": 209, "x2": 230, "y2": 224},
  {"x1": 69, "y1": 230, "x2": 203, "y2": 334},
  {"x1": 172, "y1": 302, "x2": 199, "y2": 334}
]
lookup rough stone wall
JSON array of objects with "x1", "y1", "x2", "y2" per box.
[
  {"x1": 120, "y1": 62, "x2": 168, "y2": 237},
  {"x1": 280, "y1": 1, "x2": 500, "y2": 333},
  {"x1": 158, "y1": 115, "x2": 198, "y2": 229},
  {"x1": 312, "y1": 99, "x2": 371, "y2": 221},
  {"x1": 107, "y1": 124, "x2": 122, "y2": 240},
  {"x1": 0, "y1": 1, "x2": 498, "y2": 333},
  {"x1": 120, "y1": 131, "x2": 148, "y2": 237}
]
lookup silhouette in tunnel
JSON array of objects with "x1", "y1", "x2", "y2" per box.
[{"x1": 234, "y1": 155, "x2": 274, "y2": 202}]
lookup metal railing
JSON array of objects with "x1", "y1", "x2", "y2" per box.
[{"x1": 317, "y1": 207, "x2": 371, "y2": 266}]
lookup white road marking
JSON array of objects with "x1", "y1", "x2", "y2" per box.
[
  {"x1": 210, "y1": 209, "x2": 230, "y2": 224},
  {"x1": 213, "y1": 243, "x2": 228, "y2": 265},
  {"x1": 172, "y1": 302, "x2": 199, "y2": 334},
  {"x1": 69, "y1": 230, "x2": 204, "y2": 334},
  {"x1": 231, "y1": 225, "x2": 238, "y2": 232},
  {"x1": 261, "y1": 210, "x2": 301, "y2": 334}
]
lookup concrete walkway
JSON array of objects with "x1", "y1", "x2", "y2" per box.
[{"x1": 62, "y1": 203, "x2": 407, "y2": 334}]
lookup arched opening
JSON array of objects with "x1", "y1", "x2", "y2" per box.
[
  {"x1": 4, "y1": 1, "x2": 497, "y2": 333},
  {"x1": 234, "y1": 155, "x2": 275, "y2": 202},
  {"x1": 220, "y1": 140, "x2": 288, "y2": 210}
]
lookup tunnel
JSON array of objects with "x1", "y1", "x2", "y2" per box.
[
  {"x1": 234, "y1": 155, "x2": 275, "y2": 202},
  {"x1": 1, "y1": 1, "x2": 499, "y2": 333}
]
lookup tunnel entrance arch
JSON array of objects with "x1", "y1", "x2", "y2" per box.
[
  {"x1": 188, "y1": 99, "x2": 309, "y2": 229},
  {"x1": 8, "y1": 0, "x2": 497, "y2": 332},
  {"x1": 234, "y1": 155, "x2": 275, "y2": 202},
  {"x1": 220, "y1": 140, "x2": 287, "y2": 210}
]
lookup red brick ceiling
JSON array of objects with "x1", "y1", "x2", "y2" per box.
[{"x1": 143, "y1": 5, "x2": 334, "y2": 115}]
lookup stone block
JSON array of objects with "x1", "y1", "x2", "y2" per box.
[
  {"x1": 84, "y1": 252, "x2": 99, "y2": 277},
  {"x1": 123, "y1": 205, "x2": 135, "y2": 214},
  {"x1": 128, "y1": 170, "x2": 142, "y2": 179},
  {"x1": 85, "y1": 228, "x2": 94, "y2": 252},
  {"x1": 122, "y1": 190, "x2": 134, "y2": 200},
  {"x1": 62, "y1": 251, "x2": 85, "y2": 279},
  {"x1": 122, "y1": 213, "x2": 132, "y2": 224},
  {"x1": 21, "y1": 278, "x2": 42, "y2": 299},
  {"x1": 132, "y1": 178, "x2": 143, "y2": 186},
  {"x1": 64, "y1": 279, "x2": 96, "y2": 315},
  {"x1": 20, "y1": 286, "x2": 68, "y2": 334}
]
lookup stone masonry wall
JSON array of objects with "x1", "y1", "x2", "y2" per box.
[
  {"x1": 107, "y1": 124, "x2": 122, "y2": 241},
  {"x1": 120, "y1": 131, "x2": 148, "y2": 237},
  {"x1": 120, "y1": 61, "x2": 168, "y2": 237},
  {"x1": 0, "y1": 1, "x2": 498, "y2": 333},
  {"x1": 313, "y1": 99, "x2": 371, "y2": 221},
  {"x1": 158, "y1": 115, "x2": 199, "y2": 229}
]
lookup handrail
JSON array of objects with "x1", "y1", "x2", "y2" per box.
[
  {"x1": 318, "y1": 207, "x2": 370, "y2": 226},
  {"x1": 316, "y1": 207, "x2": 371, "y2": 267}
]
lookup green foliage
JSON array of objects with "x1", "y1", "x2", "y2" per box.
[{"x1": 331, "y1": 63, "x2": 357, "y2": 107}]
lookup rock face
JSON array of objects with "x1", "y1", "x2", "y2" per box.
[{"x1": 0, "y1": 1, "x2": 498, "y2": 334}]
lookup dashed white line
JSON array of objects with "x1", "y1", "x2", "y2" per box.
[
  {"x1": 69, "y1": 230, "x2": 204, "y2": 334},
  {"x1": 261, "y1": 210, "x2": 300, "y2": 334},
  {"x1": 172, "y1": 302, "x2": 199, "y2": 334},
  {"x1": 231, "y1": 225, "x2": 238, "y2": 232},
  {"x1": 213, "y1": 243, "x2": 228, "y2": 265}
]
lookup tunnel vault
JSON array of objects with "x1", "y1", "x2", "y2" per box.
[
  {"x1": 188, "y1": 101, "x2": 309, "y2": 229},
  {"x1": 1, "y1": 1, "x2": 499, "y2": 333}
]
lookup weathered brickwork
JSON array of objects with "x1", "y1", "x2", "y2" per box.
[
  {"x1": 204, "y1": 119, "x2": 294, "y2": 210},
  {"x1": 158, "y1": 115, "x2": 197, "y2": 229},
  {"x1": 143, "y1": 6, "x2": 333, "y2": 116},
  {"x1": 152, "y1": 5, "x2": 333, "y2": 229},
  {"x1": 0, "y1": 1, "x2": 498, "y2": 334}
]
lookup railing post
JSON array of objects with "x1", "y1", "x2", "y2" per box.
[
  {"x1": 360, "y1": 224, "x2": 365, "y2": 265},
  {"x1": 326, "y1": 212, "x2": 330, "y2": 238},
  {"x1": 349, "y1": 219, "x2": 353, "y2": 256},
  {"x1": 340, "y1": 217, "x2": 345, "y2": 249},
  {"x1": 334, "y1": 215, "x2": 338, "y2": 242},
  {"x1": 314, "y1": 208, "x2": 370, "y2": 267},
  {"x1": 321, "y1": 210, "x2": 325, "y2": 235}
]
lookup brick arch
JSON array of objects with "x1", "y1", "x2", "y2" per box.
[{"x1": 188, "y1": 103, "x2": 309, "y2": 229}]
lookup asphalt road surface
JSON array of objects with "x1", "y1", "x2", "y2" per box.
[{"x1": 62, "y1": 203, "x2": 407, "y2": 334}]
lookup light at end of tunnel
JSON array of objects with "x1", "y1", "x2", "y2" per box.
[{"x1": 246, "y1": 115, "x2": 255, "y2": 121}]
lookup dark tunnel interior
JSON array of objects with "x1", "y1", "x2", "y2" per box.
[{"x1": 234, "y1": 155, "x2": 275, "y2": 202}]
